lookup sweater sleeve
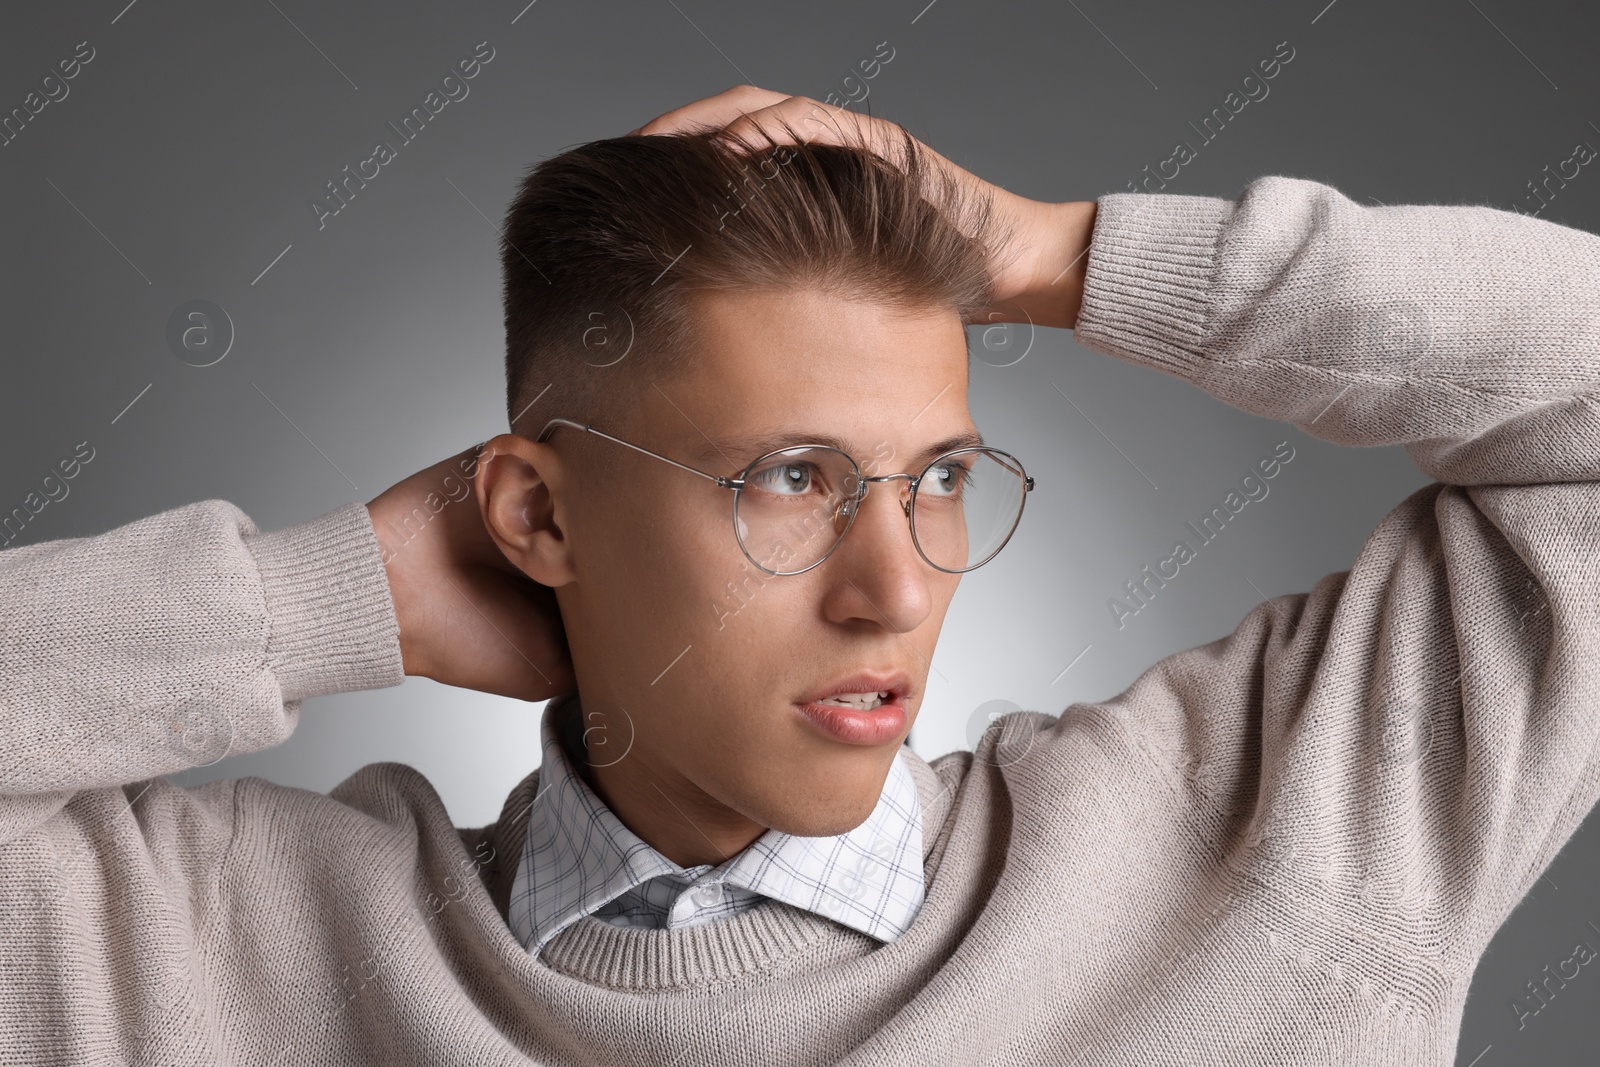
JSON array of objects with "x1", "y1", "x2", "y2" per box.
[
  {"x1": 0, "y1": 499, "x2": 405, "y2": 822},
  {"x1": 1074, "y1": 175, "x2": 1600, "y2": 485},
  {"x1": 1065, "y1": 177, "x2": 1600, "y2": 973}
]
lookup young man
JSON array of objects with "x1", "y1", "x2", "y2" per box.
[{"x1": 2, "y1": 84, "x2": 1596, "y2": 1065}]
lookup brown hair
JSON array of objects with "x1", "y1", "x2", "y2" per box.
[{"x1": 499, "y1": 118, "x2": 1010, "y2": 461}]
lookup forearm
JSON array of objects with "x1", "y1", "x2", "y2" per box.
[
  {"x1": 0, "y1": 500, "x2": 404, "y2": 800},
  {"x1": 1066, "y1": 175, "x2": 1600, "y2": 485}
]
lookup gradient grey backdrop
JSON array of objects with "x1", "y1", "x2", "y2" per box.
[{"x1": 3, "y1": 0, "x2": 1596, "y2": 1061}]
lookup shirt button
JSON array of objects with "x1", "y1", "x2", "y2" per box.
[{"x1": 691, "y1": 884, "x2": 724, "y2": 908}]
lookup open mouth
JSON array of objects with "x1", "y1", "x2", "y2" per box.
[
  {"x1": 812, "y1": 690, "x2": 893, "y2": 711},
  {"x1": 794, "y1": 691, "x2": 908, "y2": 746}
]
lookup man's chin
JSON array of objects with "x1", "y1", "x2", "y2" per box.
[
  {"x1": 719, "y1": 743, "x2": 895, "y2": 836},
  {"x1": 749, "y1": 789, "x2": 883, "y2": 839}
]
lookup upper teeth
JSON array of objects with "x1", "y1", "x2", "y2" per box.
[{"x1": 817, "y1": 691, "x2": 890, "y2": 709}]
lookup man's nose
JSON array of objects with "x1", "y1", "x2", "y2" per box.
[{"x1": 825, "y1": 476, "x2": 933, "y2": 633}]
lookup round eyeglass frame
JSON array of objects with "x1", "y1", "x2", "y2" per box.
[{"x1": 533, "y1": 417, "x2": 1036, "y2": 577}]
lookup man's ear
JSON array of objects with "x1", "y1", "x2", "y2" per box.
[{"x1": 476, "y1": 432, "x2": 577, "y2": 588}]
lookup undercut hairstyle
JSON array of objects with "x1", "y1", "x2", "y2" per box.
[{"x1": 499, "y1": 116, "x2": 1012, "y2": 471}]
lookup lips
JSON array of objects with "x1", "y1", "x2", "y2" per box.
[
  {"x1": 798, "y1": 669, "x2": 912, "y2": 707},
  {"x1": 793, "y1": 668, "x2": 914, "y2": 747},
  {"x1": 794, "y1": 692, "x2": 909, "y2": 746}
]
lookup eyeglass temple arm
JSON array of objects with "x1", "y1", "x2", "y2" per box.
[
  {"x1": 534, "y1": 417, "x2": 738, "y2": 489},
  {"x1": 536, "y1": 418, "x2": 1035, "y2": 493}
]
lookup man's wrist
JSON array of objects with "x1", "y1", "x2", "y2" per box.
[
  {"x1": 364, "y1": 499, "x2": 429, "y2": 680},
  {"x1": 1024, "y1": 199, "x2": 1097, "y2": 331}
]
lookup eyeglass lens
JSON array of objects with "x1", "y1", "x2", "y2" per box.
[{"x1": 731, "y1": 447, "x2": 1027, "y2": 575}]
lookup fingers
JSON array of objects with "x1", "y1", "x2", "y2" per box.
[
  {"x1": 716, "y1": 95, "x2": 869, "y2": 152},
  {"x1": 627, "y1": 83, "x2": 790, "y2": 137},
  {"x1": 625, "y1": 85, "x2": 882, "y2": 160}
]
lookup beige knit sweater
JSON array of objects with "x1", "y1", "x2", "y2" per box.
[{"x1": 3, "y1": 175, "x2": 1597, "y2": 1066}]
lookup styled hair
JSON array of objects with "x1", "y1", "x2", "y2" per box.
[{"x1": 499, "y1": 118, "x2": 1011, "y2": 458}]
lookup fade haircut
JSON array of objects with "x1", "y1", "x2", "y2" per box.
[{"x1": 499, "y1": 118, "x2": 1011, "y2": 472}]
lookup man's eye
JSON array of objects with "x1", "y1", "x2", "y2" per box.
[
  {"x1": 923, "y1": 462, "x2": 974, "y2": 498},
  {"x1": 750, "y1": 463, "x2": 816, "y2": 495}
]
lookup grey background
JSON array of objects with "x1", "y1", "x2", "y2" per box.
[{"x1": 2, "y1": 0, "x2": 1595, "y2": 1060}]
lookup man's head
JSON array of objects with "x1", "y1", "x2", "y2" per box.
[{"x1": 477, "y1": 120, "x2": 1009, "y2": 863}]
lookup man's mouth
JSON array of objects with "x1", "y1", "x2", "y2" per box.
[
  {"x1": 799, "y1": 669, "x2": 912, "y2": 708},
  {"x1": 794, "y1": 671, "x2": 912, "y2": 746},
  {"x1": 812, "y1": 690, "x2": 892, "y2": 711}
]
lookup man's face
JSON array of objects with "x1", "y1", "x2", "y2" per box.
[{"x1": 549, "y1": 286, "x2": 974, "y2": 840}]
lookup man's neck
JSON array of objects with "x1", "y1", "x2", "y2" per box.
[{"x1": 558, "y1": 697, "x2": 767, "y2": 868}]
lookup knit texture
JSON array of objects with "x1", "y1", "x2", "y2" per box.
[
  {"x1": 2, "y1": 175, "x2": 1597, "y2": 1065},
  {"x1": 509, "y1": 692, "x2": 925, "y2": 955}
]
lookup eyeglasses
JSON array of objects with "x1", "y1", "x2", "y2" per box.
[{"x1": 534, "y1": 417, "x2": 1035, "y2": 576}]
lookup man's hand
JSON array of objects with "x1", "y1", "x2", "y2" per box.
[
  {"x1": 626, "y1": 84, "x2": 1097, "y2": 330},
  {"x1": 366, "y1": 444, "x2": 575, "y2": 703}
]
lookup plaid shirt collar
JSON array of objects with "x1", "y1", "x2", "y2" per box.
[{"x1": 509, "y1": 692, "x2": 925, "y2": 958}]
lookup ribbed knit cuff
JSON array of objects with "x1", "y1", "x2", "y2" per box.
[
  {"x1": 1074, "y1": 190, "x2": 1234, "y2": 378},
  {"x1": 243, "y1": 502, "x2": 405, "y2": 705}
]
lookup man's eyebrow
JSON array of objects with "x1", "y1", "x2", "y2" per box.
[{"x1": 699, "y1": 428, "x2": 987, "y2": 469}]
